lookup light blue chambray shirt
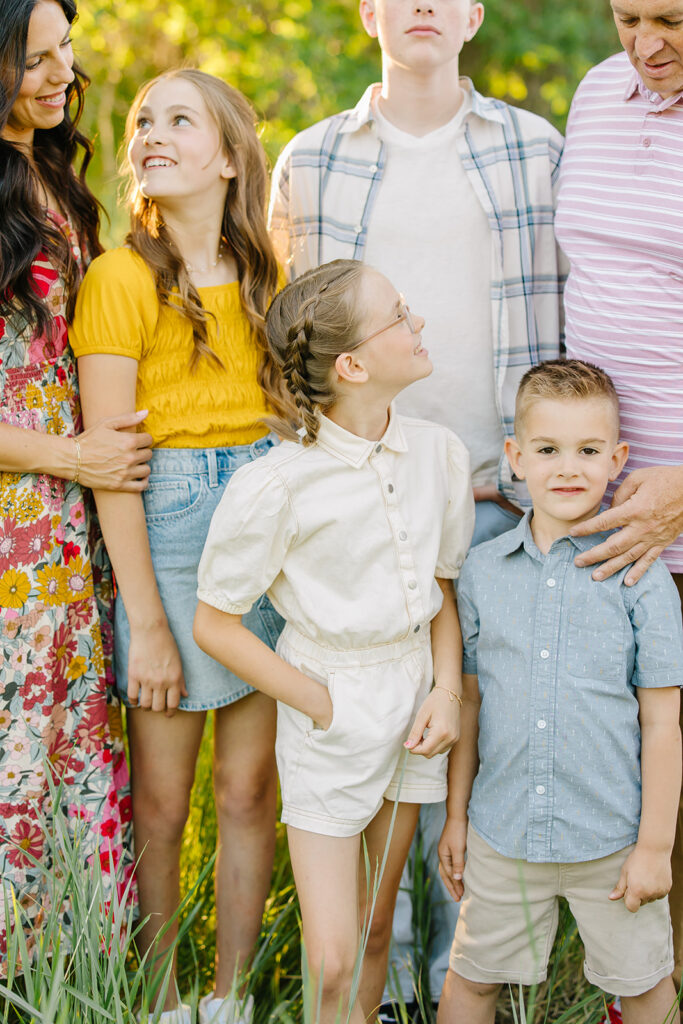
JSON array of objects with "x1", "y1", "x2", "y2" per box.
[{"x1": 458, "y1": 512, "x2": 683, "y2": 863}]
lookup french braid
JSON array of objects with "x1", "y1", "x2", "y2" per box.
[{"x1": 266, "y1": 260, "x2": 366, "y2": 445}]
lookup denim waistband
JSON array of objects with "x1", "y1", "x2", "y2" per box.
[{"x1": 149, "y1": 434, "x2": 276, "y2": 483}]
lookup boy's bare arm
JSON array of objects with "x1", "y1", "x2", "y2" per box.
[
  {"x1": 609, "y1": 685, "x2": 681, "y2": 913},
  {"x1": 406, "y1": 577, "x2": 463, "y2": 757},
  {"x1": 438, "y1": 672, "x2": 481, "y2": 902},
  {"x1": 193, "y1": 601, "x2": 333, "y2": 727}
]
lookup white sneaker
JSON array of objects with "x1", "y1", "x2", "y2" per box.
[
  {"x1": 198, "y1": 992, "x2": 254, "y2": 1024},
  {"x1": 138, "y1": 1005, "x2": 192, "y2": 1024}
]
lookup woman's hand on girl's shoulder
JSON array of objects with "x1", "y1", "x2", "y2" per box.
[
  {"x1": 404, "y1": 686, "x2": 460, "y2": 758},
  {"x1": 127, "y1": 620, "x2": 188, "y2": 716},
  {"x1": 76, "y1": 410, "x2": 153, "y2": 491}
]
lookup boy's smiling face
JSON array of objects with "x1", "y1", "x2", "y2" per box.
[{"x1": 504, "y1": 397, "x2": 629, "y2": 544}]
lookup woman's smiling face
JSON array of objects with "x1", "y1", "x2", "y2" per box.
[{"x1": 3, "y1": 1, "x2": 75, "y2": 147}]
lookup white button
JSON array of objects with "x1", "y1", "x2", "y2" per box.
[
  {"x1": 399, "y1": 531, "x2": 408, "y2": 541},
  {"x1": 455, "y1": 558, "x2": 463, "y2": 568},
  {"x1": 369, "y1": 163, "x2": 379, "y2": 173},
  {"x1": 408, "y1": 580, "x2": 417, "y2": 590},
  {"x1": 537, "y1": 720, "x2": 547, "y2": 730},
  {"x1": 536, "y1": 785, "x2": 546, "y2": 795},
  {"x1": 387, "y1": 484, "x2": 394, "y2": 493},
  {"x1": 546, "y1": 578, "x2": 556, "y2": 588},
  {"x1": 375, "y1": 443, "x2": 382, "y2": 453},
  {"x1": 355, "y1": 224, "x2": 363, "y2": 233},
  {"x1": 540, "y1": 649, "x2": 550, "y2": 659}
]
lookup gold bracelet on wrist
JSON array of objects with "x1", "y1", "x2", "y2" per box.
[
  {"x1": 433, "y1": 685, "x2": 463, "y2": 707},
  {"x1": 73, "y1": 437, "x2": 82, "y2": 485}
]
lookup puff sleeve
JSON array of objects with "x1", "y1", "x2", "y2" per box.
[
  {"x1": 70, "y1": 248, "x2": 157, "y2": 360},
  {"x1": 197, "y1": 459, "x2": 297, "y2": 615},
  {"x1": 436, "y1": 430, "x2": 475, "y2": 579}
]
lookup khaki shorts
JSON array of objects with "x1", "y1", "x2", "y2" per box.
[
  {"x1": 275, "y1": 624, "x2": 448, "y2": 837},
  {"x1": 450, "y1": 826, "x2": 674, "y2": 997}
]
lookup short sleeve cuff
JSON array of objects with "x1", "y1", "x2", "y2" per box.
[
  {"x1": 462, "y1": 655, "x2": 478, "y2": 674},
  {"x1": 196, "y1": 589, "x2": 254, "y2": 616},
  {"x1": 631, "y1": 672, "x2": 683, "y2": 690}
]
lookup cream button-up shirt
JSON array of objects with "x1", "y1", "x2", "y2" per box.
[{"x1": 198, "y1": 409, "x2": 475, "y2": 650}]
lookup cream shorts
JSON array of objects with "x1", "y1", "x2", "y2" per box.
[
  {"x1": 275, "y1": 624, "x2": 448, "y2": 837},
  {"x1": 450, "y1": 827, "x2": 674, "y2": 997}
]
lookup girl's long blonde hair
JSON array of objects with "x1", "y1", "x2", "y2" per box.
[{"x1": 123, "y1": 68, "x2": 290, "y2": 421}]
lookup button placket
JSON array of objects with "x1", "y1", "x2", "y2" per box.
[
  {"x1": 527, "y1": 549, "x2": 566, "y2": 859},
  {"x1": 372, "y1": 454, "x2": 426, "y2": 633}
]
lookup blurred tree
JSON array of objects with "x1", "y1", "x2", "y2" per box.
[{"x1": 72, "y1": 0, "x2": 620, "y2": 244}]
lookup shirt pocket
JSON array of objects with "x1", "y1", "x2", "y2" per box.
[{"x1": 564, "y1": 596, "x2": 626, "y2": 681}]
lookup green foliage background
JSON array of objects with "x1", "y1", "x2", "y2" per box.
[{"x1": 72, "y1": 0, "x2": 621, "y2": 245}]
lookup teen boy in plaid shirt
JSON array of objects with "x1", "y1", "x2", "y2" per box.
[{"x1": 269, "y1": 0, "x2": 566, "y2": 1007}]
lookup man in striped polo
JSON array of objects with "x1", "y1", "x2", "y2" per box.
[
  {"x1": 556, "y1": 0, "x2": 683, "y2": 989},
  {"x1": 269, "y1": 0, "x2": 566, "y2": 1013}
]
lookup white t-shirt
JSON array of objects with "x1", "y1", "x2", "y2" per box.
[{"x1": 364, "y1": 92, "x2": 502, "y2": 488}]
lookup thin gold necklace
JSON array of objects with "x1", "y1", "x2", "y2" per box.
[{"x1": 184, "y1": 243, "x2": 225, "y2": 274}]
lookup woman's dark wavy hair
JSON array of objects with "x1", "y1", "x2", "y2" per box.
[{"x1": 0, "y1": 0, "x2": 102, "y2": 336}]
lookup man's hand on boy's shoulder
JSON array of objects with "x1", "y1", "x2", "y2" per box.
[
  {"x1": 570, "y1": 464, "x2": 683, "y2": 585},
  {"x1": 609, "y1": 844, "x2": 673, "y2": 913},
  {"x1": 438, "y1": 815, "x2": 468, "y2": 903}
]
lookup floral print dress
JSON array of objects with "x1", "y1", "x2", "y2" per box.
[{"x1": 0, "y1": 214, "x2": 135, "y2": 968}]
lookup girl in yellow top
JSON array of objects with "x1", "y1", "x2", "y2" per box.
[{"x1": 70, "y1": 69, "x2": 289, "y2": 1024}]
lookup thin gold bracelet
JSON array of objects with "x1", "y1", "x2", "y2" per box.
[
  {"x1": 433, "y1": 685, "x2": 463, "y2": 707},
  {"x1": 73, "y1": 437, "x2": 82, "y2": 485}
]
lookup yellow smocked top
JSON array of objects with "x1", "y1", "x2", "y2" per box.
[{"x1": 70, "y1": 247, "x2": 274, "y2": 448}]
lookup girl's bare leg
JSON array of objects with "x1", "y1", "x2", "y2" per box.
[
  {"x1": 358, "y1": 800, "x2": 421, "y2": 1020},
  {"x1": 128, "y1": 707, "x2": 207, "y2": 1010},
  {"x1": 287, "y1": 825, "x2": 366, "y2": 1024},
  {"x1": 212, "y1": 692, "x2": 277, "y2": 997}
]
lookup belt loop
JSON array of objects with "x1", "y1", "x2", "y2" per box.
[{"x1": 207, "y1": 449, "x2": 218, "y2": 489}]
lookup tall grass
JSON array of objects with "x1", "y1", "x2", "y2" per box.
[{"x1": 1, "y1": 719, "x2": 673, "y2": 1023}]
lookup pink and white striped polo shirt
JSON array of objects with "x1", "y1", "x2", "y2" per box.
[{"x1": 556, "y1": 51, "x2": 683, "y2": 572}]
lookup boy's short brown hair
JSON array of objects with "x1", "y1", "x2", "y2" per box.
[{"x1": 514, "y1": 359, "x2": 620, "y2": 436}]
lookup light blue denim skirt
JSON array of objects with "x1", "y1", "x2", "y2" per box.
[{"x1": 114, "y1": 436, "x2": 284, "y2": 712}]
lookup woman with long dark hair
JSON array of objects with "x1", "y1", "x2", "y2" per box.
[{"x1": 0, "y1": 0, "x2": 151, "y2": 965}]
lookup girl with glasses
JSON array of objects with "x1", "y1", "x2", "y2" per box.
[{"x1": 194, "y1": 258, "x2": 475, "y2": 1024}]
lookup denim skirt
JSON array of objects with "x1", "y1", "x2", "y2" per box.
[{"x1": 114, "y1": 436, "x2": 285, "y2": 711}]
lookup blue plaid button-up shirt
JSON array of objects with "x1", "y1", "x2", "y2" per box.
[
  {"x1": 458, "y1": 512, "x2": 683, "y2": 863},
  {"x1": 269, "y1": 82, "x2": 567, "y2": 504}
]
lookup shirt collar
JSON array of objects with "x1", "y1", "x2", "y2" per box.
[
  {"x1": 315, "y1": 404, "x2": 408, "y2": 467},
  {"x1": 624, "y1": 67, "x2": 683, "y2": 111},
  {"x1": 499, "y1": 510, "x2": 613, "y2": 560},
  {"x1": 339, "y1": 78, "x2": 506, "y2": 135},
  {"x1": 339, "y1": 84, "x2": 379, "y2": 134}
]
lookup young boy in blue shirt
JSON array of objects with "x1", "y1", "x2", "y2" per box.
[{"x1": 437, "y1": 360, "x2": 683, "y2": 1024}]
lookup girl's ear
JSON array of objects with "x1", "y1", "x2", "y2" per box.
[
  {"x1": 221, "y1": 153, "x2": 237, "y2": 180},
  {"x1": 504, "y1": 436, "x2": 525, "y2": 480},
  {"x1": 609, "y1": 440, "x2": 629, "y2": 481},
  {"x1": 335, "y1": 351, "x2": 369, "y2": 385}
]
